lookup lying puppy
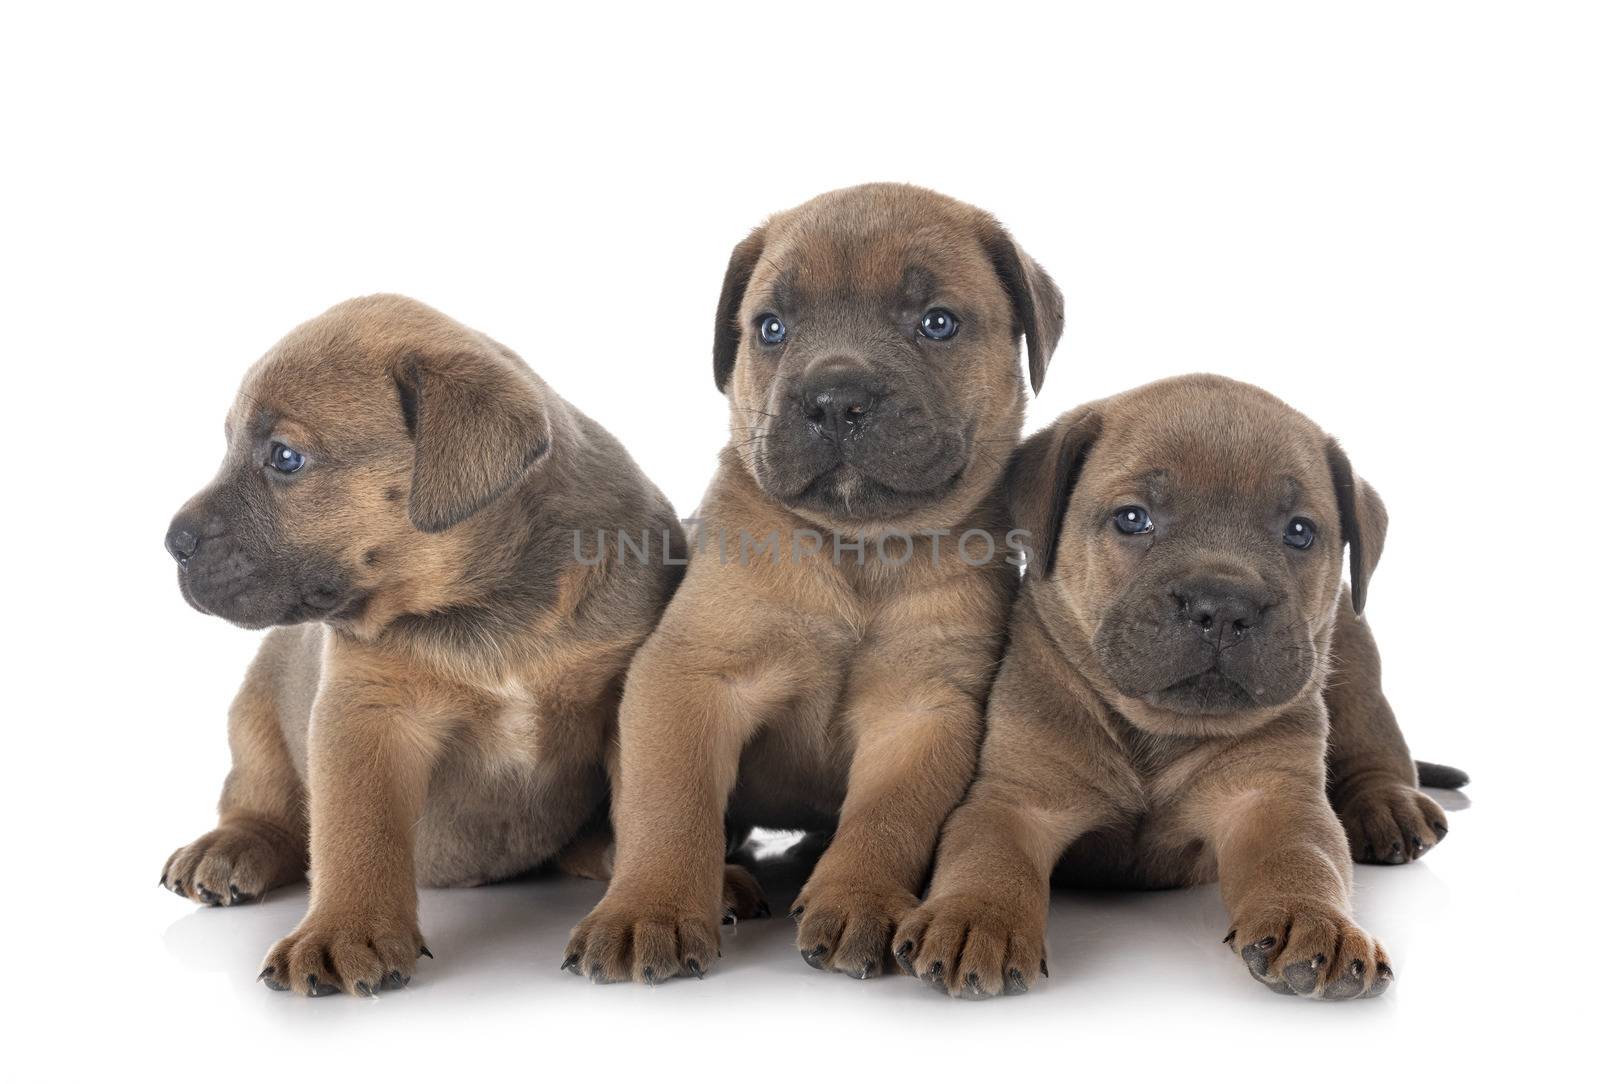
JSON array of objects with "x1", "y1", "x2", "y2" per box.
[
  {"x1": 160, "y1": 295, "x2": 683, "y2": 996},
  {"x1": 897, "y1": 374, "x2": 1462, "y2": 999},
  {"x1": 562, "y1": 183, "x2": 1066, "y2": 982}
]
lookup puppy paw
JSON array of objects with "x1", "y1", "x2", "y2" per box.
[
  {"x1": 721, "y1": 863, "x2": 771, "y2": 924},
  {"x1": 789, "y1": 878, "x2": 918, "y2": 979},
  {"x1": 1226, "y1": 898, "x2": 1392, "y2": 1000},
  {"x1": 160, "y1": 821, "x2": 305, "y2": 906},
  {"x1": 1337, "y1": 782, "x2": 1448, "y2": 864},
  {"x1": 562, "y1": 896, "x2": 721, "y2": 984},
  {"x1": 894, "y1": 894, "x2": 1046, "y2": 999},
  {"x1": 257, "y1": 911, "x2": 427, "y2": 997}
]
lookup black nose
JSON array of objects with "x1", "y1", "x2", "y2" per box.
[
  {"x1": 800, "y1": 363, "x2": 880, "y2": 438},
  {"x1": 1173, "y1": 577, "x2": 1271, "y2": 642},
  {"x1": 165, "y1": 523, "x2": 199, "y2": 563}
]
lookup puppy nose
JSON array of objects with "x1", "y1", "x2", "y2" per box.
[
  {"x1": 1173, "y1": 578, "x2": 1270, "y2": 642},
  {"x1": 165, "y1": 522, "x2": 199, "y2": 563},
  {"x1": 800, "y1": 363, "x2": 880, "y2": 437}
]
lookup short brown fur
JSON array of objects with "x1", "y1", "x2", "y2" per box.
[
  {"x1": 160, "y1": 295, "x2": 699, "y2": 995},
  {"x1": 896, "y1": 375, "x2": 1454, "y2": 1000},
  {"x1": 563, "y1": 184, "x2": 1065, "y2": 982}
]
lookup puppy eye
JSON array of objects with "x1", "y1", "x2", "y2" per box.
[
  {"x1": 267, "y1": 441, "x2": 305, "y2": 474},
  {"x1": 1112, "y1": 505, "x2": 1154, "y2": 535},
  {"x1": 918, "y1": 308, "x2": 960, "y2": 341},
  {"x1": 757, "y1": 314, "x2": 787, "y2": 345},
  {"x1": 1284, "y1": 516, "x2": 1316, "y2": 549}
]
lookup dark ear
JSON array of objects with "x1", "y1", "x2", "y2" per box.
[
  {"x1": 984, "y1": 226, "x2": 1064, "y2": 395},
  {"x1": 713, "y1": 225, "x2": 768, "y2": 393},
  {"x1": 1326, "y1": 439, "x2": 1388, "y2": 614},
  {"x1": 396, "y1": 349, "x2": 552, "y2": 533},
  {"x1": 1007, "y1": 407, "x2": 1102, "y2": 580}
]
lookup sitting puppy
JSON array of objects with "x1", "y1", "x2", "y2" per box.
[
  {"x1": 562, "y1": 183, "x2": 1065, "y2": 982},
  {"x1": 160, "y1": 295, "x2": 684, "y2": 996},
  {"x1": 896, "y1": 374, "x2": 1461, "y2": 999}
]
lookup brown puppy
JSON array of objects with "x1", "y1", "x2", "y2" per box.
[
  {"x1": 159, "y1": 295, "x2": 686, "y2": 996},
  {"x1": 896, "y1": 374, "x2": 1461, "y2": 1000},
  {"x1": 562, "y1": 183, "x2": 1065, "y2": 982}
]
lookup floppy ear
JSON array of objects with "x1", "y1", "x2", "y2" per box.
[
  {"x1": 1326, "y1": 439, "x2": 1388, "y2": 614},
  {"x1": 712, "y1": 225, "x2": 768, "y2": 394},
  {"x1": 984, "y1": 226, "x2": 1064, "y2": 395},
  {"x1": 396, "y1": 349, "x2": 552, "y2": 533},
  {"x1": 1007, "y1": 407, "x2": 1101, "y2": 580}
]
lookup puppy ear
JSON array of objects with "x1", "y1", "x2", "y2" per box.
[
  {"x1": 396, "y1": 349, "x2": 552, "y2": 533},
  {"x1": 713, "y1": 225, "x2": 768, "y2": 394},
  {"x1": 1007, "y1": 407, "x2": 1101, "y2": 580},
  {"x1": 984, "y1": 226, "x2": 1064, "y2": 395},
  {"x1": 1326, "y1": 439, "x2": 1388, "y2": 614}
]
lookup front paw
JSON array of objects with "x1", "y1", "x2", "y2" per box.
[
  {"x1": 894, "y1": 894, "x2": 1046, "y2": 999},
  {"x1": 1337, "y1": 782, "x2": 1448, "y2": 864},
  {"x1": 789, "y1": 878, "x2": 918, "y2": 979},
  {"x1": 258, "y1": 911, "x2": 428, "y2": 997},
  {"x1": 563, "y1": 894, "x2": 720, "y2": 984},
  {"x1": 160, "y1": 820, "x2": 304, "y2": 906},
  {"x1": 1226, "y1": 898, "x2": 1392, "y2": 1000}
]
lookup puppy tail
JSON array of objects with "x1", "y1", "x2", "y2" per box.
[{"x1": 1415, "y1": 760, "x2": 1470, "y2": 790}]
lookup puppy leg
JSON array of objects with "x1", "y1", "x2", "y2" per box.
[
  {"x1": 563, "y1": 629, "x2": 783, "y2": 984},
  {"x1": 896, "y1": 796, "x2": 1077, "y2": 998},
  {"x1": 894, "y1": 662, "x2": 1113, "y2": 998},
  {"x1": 791, "y1": 667, "x2": 984, "y2": 979},
  {"x1": 1325, "y1": 589, "x2": 1451, "y2": 864},
  {"x1": 257, "y1": 652, "x2": 447, "y2": 997},
  {"x1": 1202, "y1": 769, "x2": 1391, "y2": 1000},
  {"x1": 554, "y1": 821, "x2": 769, "y2": 921},
  {"x1": 162, "y1": 632, "x2": 308, "y2": 905}
]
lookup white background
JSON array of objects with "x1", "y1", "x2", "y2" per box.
[{"x1": 4, "y1": 1, "x2": 1595, "y2": 1078}]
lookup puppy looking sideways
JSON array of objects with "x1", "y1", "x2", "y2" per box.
[
  {"x1": 563, "y1": 183, "x2": 1066, "y2": 982},
  {"x1": 160, "y1": 295, "x2": 683, "y2": 996},
  {"x1": 896, "y1": 375, "x2": 1466, "y2": 1000}
]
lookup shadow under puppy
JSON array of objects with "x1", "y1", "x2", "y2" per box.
[
  {"x1": 563, "y1": 183, "x2": 1065, "y2": 982},
  {"x1": 159, "y1": 295, "x2": 687, "y2": 996},
  {"x1": 897, "y1": 374, "x2": 1465, "y2": 1000}
]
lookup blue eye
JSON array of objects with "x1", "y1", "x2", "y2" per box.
[
  {"x1": 918, "y1": 308, "x2": 960, "y2": 341},
  {"x1": 757, "y1": 314, "x2": 786, "y2": 345},
  {"x1": 1284, "y1": 517, "x2": 1316, "y2": 549},
  {"x1": 268, "y1": 442, "x2": 305, "y2": 474},
  {"x1": 1112, "y1": 506, "x2": 1154, "y2": 535}
]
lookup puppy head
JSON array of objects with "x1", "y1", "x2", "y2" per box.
[
  {"x1": 712, "y1": 183, "x2": 1062, "y2": 532},
  {"x1": 1010, "y1": 375, "x2": 1386, "y2": 737},
  {"x1": 164, "y1": 294, "x2": 552, "y2": 631}
]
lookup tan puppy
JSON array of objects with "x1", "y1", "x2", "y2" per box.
[
  {"x1": 159, "y1": 295, "x2": 686, "y2": 996},
  {"x1": 896, "y1": 375, "x2": 1463, "y2": 1000},
  {"x1": 562, "y1": 183, "x2": 1066, "y2": 982}
]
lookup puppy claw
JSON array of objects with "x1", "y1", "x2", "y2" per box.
[
  {"x1": 419, "y1": 944, "x2": 433, "y2": 959},
  {"x1": 893, "y1": 940, "x2": 916, "y2": 974},
  {"x1": 560, "y1": 952, "x2": 581, "y2": 974}
]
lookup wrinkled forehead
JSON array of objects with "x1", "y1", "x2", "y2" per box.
[
  {"x1": 747, "y1": 211, "x2": 1001, "y2": 315},
  {"x1": 1090, "y1": 399, "x2": 1334, "y2": 512}
]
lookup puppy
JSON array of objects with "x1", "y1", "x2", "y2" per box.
[
  {"x1": 562, "y1": 183, "x2": 1066, "y2": 982},
  {"x1": 160, "y1": 295, "x2": 684, "y2": 996},
  {"x1": 896, "y1": 374, "x2": 1463, "y2": 999}
]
